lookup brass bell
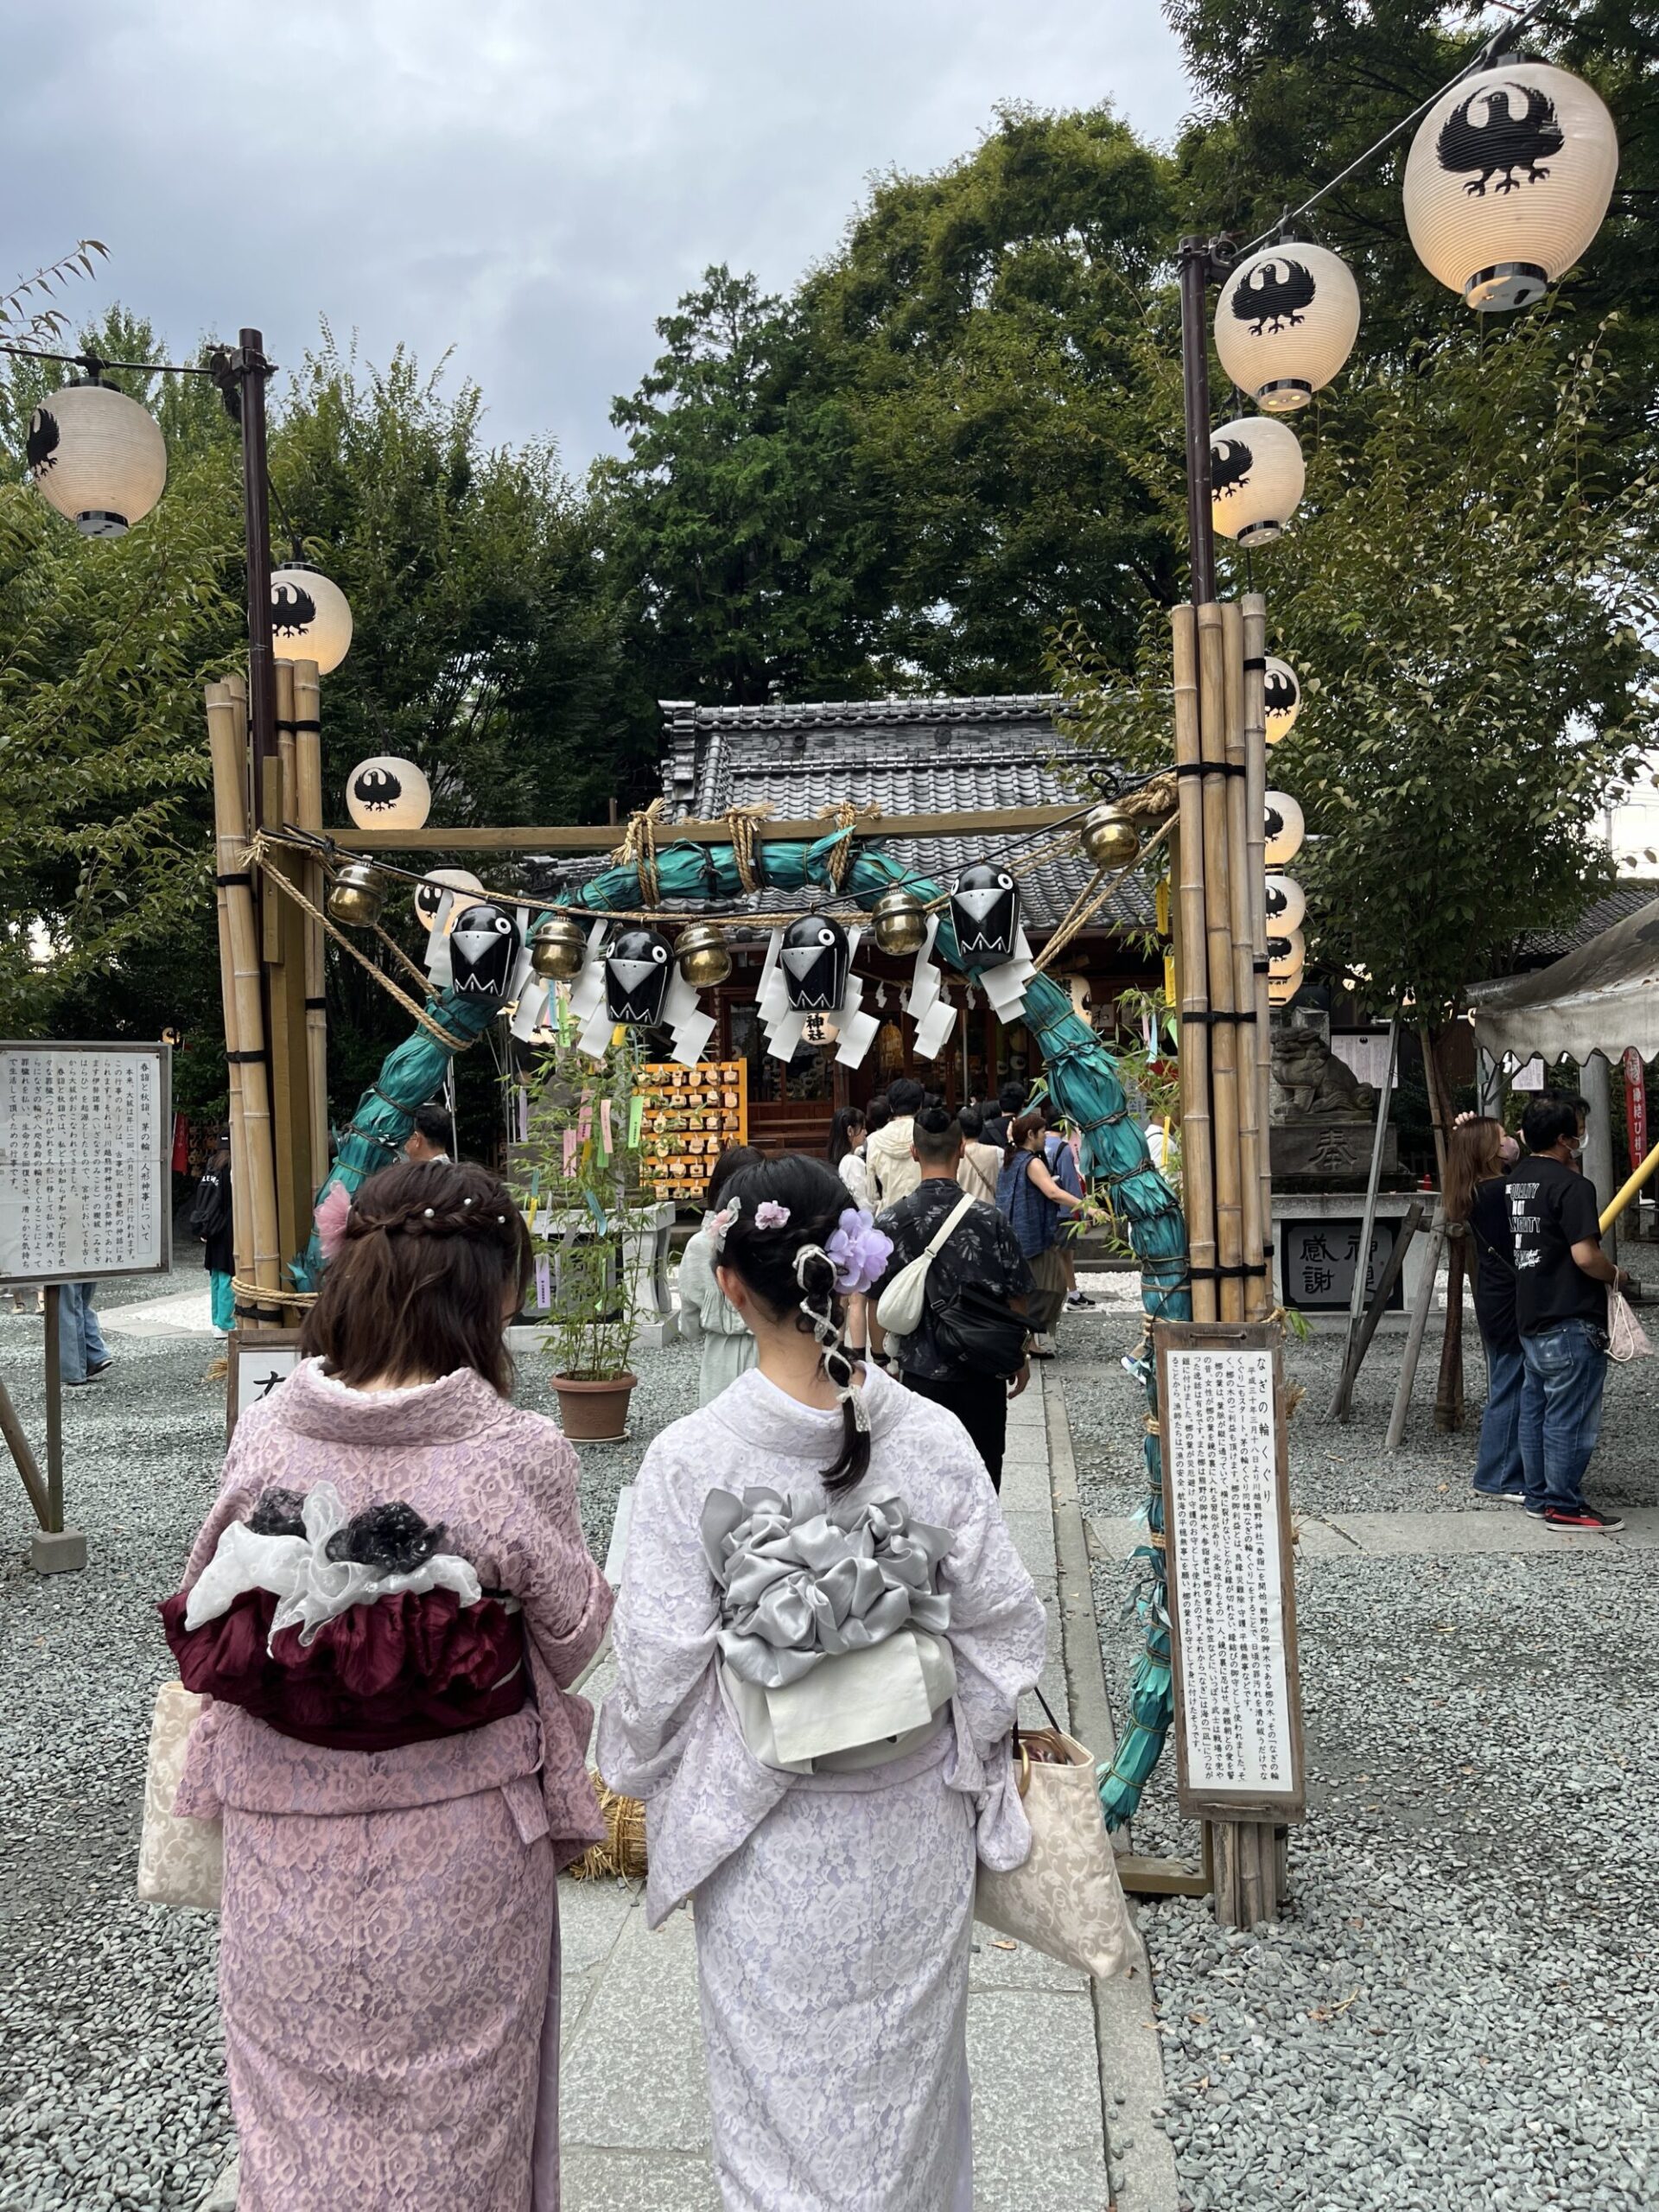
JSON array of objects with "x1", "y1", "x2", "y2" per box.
[
  {"x1": 326, "y1": 860, "x2": 385, "y2": 928},
  {"x1": 530, "y1": 913, "x2": 588, "y2": 980},
  {"x1": 1080, "y1": 804, "x2": 1140, "y2": 872},
  {"x1": 677, "y1": 921, "x2": 733, "y2": 988},
  {"x1": 869, "y1": 886, "x2": 929, "y2": 957}
]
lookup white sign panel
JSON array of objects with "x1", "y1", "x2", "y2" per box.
[
  {"x1": 236, "y1": 1345, "x2": 299, "y2": 1420},
  {"x1": 0, "y1": 1044, "x2": 170, "y2": 1283},
  {"x1": 1162, "y1": 1345, "x2": 1297, "y2": 1802}
]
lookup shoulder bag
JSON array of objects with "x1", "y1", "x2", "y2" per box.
[{"x1": 875, "y1": 1190, "x2": 976, "y2": 1337}]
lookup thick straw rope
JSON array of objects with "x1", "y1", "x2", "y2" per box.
[{"x1": 610, "y1": 798, "x2": 668, "y2": 909}]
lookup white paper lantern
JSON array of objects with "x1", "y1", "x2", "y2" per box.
[
  {"x1": 1264, "y1": 874, "x2": 1306, "y2": 931},
  {"x1": 270, "y1": 563, "x2": 353, "y2": 674},
  {"x1": 1264, "y1": 790, "x2": 1305, "y2": 867},
  {"x1": 27, "y1": 382, "x2": 167, "y2": 538},
  {"x1": 1268, "y1": 925, "x2": 1306, "y2": 978},
  {"x1": 346, "y1": 755, "x2": 430, "y2": 832},
  {"x1": 1263, "y1": 656, "x2": 1302, "y2": 744},
  {"x1": 1210, "y1": 416, "x2": 1306, "y2": 546},
  {"x1": 1215, "y1": 244, "x2": 1361, "y2": 413},
  {"x1": 1404, "y1": 62, "x2": 1618, "y2": 312},
  {"x1": 1268, "y1": 969, "x2": 1304, "y2": 1007},
  {"x1": 414, "y1": 868, "x2": 483, "y2": 928}
]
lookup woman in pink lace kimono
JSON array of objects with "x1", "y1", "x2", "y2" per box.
[
  {"x1": 163, "y1": 1161, "x2": 612, "y2": 2212},
  {"x1": 598, "y1": 1154, "x2": 1047, "y2": 2211}
]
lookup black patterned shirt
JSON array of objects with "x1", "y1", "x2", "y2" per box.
[{"x1": 874, "y1": 1178, "x2": 1034, "y2": 1382}]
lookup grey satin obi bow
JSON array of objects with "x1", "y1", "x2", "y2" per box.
[{"x1": 700, "y1": 1485, "x2": 953, "y2": 1691}]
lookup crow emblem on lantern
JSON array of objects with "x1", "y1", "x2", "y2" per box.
[
  {"x1": 270, "y1": 580, "x2": 319, "y2": 637},
  {"x1": 950, "y1": 862, "x2": 1020, "y2": 965},
  {"x1": 449, "y1": 905, "x2": 520, "y2": 998},
  {"x1": 1231, "y1": 257, "x2": 1316, "y2": 335},
  {"x1": 352, "y1": 764, "x2": 404, "y2": 814},
  {"x1": 605, "y1": 927, "x2": 673, "y2": 1026},
  {"x1": 1437, "y1": 81, "x2": 1564, "y2": 195},
  {"x1": 26, "y1": 407, "x2": 60, "y2": 476},
  {"x1": 780, "y1": 915, "x2": 850, "y2": 1014}
]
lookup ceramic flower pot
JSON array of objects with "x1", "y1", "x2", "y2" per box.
[{"x1": 550, "y1": 1371, "x2": 637, "y2": 1443}]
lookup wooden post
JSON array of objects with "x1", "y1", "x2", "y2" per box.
[
  {"x1": 43, "y1": 1287, "x2": 63, "y2": 1534},
  {"x1": 0, "y1": 1376, "x2": 51, "y2": 1529},
  {"x1": 1386, "y1": 1209, "x2": 1446, "y2": 1451},
  {"x1": 1241, "y1": 594, "x2": 1274, "y2": 1313},
  {"x1": 1328, "y1": 1016, "x2": 1403, "y2": 1422},
  {"x1": 266, "y1": 662, "x2": 315, "y2": 1273},
  {"x1": 1172, "y1": 606, "x2": 1216, "y2": 1323},
  {"x1": 206, "y1": 682, "x2": 252, "y2": 1298},
  {"x1": 1223, "y1": 601, "x2": 1265, "y2": 1324},
  {"x1": 292, "y1": 660, "x2": 330, "y2": 1198},
  {"x1": 1198, "y1": 603, "x2": 1243, "y2": 1322},
  {"x1": 207, "y1": 677, "x2": 283, "y2": 1321}
]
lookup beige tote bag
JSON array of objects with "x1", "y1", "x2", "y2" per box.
[
  {"x1": 136, "y1": 1681, "x2": 223, "y2": 1912},
  {"x1": 975, "y1": 1723, "x2": 1136, "y2": 1981}
]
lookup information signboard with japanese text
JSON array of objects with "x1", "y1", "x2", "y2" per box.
[
  {"x1": 1280, "y1": 1214, "x2": 1404, "y2": 1314},
  {"x1": 0, "y1": 1043, "x2": 171, "y2": 1285},
  {"x1": 1154, "y1": 1320, "x2": 1305, "y2": 1822}
]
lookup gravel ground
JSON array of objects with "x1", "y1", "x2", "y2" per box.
[
  {"x1": 0, "y1": 1279, "x2": 698, "y2": 2212},
  {"x1": 1054, "y1": 1277, "x2": 1659, "y2": 2212}
]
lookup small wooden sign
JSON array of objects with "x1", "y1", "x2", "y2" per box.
[
  {"x1": 227, "y1": 1326, "x2": 302, "y2": 1439},
  {"x1": 1154, "y1": 1319, "x2": 1305, "y2": 1823}
]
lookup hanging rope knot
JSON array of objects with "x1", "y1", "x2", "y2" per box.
[
  {"x1": 612, "y1": 798, "x2": 668, "y2": 910},
  {"x1": 813, "y1": 800, "x2": 881, "y2": 891},
  {"x1": 722, "y1": 804, "x2": 775, "y2": 897}
]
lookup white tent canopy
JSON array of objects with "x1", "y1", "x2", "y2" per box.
[{"x1": 1470, "y1": 898, "x2": 1659, "y2": 1066}]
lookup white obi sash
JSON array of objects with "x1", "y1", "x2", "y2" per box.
[{"x1": 700, "y1": 1484, "x2": 958, "y2": 1777}]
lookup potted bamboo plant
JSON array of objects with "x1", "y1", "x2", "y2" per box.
[{"x1": 513, "y1": 1028, "x2": 648, "y2": 1443}]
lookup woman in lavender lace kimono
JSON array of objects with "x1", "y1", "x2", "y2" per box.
[
  {"x1": 162, "y1": 1161, "x2": 613, "y2": 2212},
  {"x1": 598, "y1": 1154, "x2": 1047, "y2": 2212}
]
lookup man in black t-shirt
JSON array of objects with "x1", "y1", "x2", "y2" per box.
[
  {"x1": 1508, "y1": 1095, "x2": 1631, "y2": 1532},
  {"x1": 874, "y1": 1107, "x2": 1033, "y2": 1490}
]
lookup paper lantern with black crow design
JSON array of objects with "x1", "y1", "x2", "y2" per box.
[
  {"x1": 346, "y1": 756, "x2": 430, "y2": 832},
  {"x1": 1404, "y1": 62, "x2": 1618, "y2": 312},
  {"x1": 28, "y1": 382, "x2": 166, "y2": 537},
  {"x1": 1215, "y1": 244, "x2": 1360, "y2": 413},
  {"x1": 270, "y1": 563, "x2": 353, "y2": 673},
  {"x1": 1209, "y1": 416, "x2": 1306, "y2": 546}
]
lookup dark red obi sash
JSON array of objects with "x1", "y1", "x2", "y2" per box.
[{"x1": 160, "y1": 1586, "x2": 528, "y2": 1753}]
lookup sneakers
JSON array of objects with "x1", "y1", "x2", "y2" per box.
[
  {"x1": 1027, "y1": 1333, "x2": 1058, "y2": 1360},
  {"x1": 1065, "y1": 1292, "x2": 1096, "y2": 1311},
  {"x1": 1544, "y1": 1502, "x2": 1625, "y2": 1534},
  {"x1": 1472, "y1": 1484, "x2": 1526, "y2": 1504}
]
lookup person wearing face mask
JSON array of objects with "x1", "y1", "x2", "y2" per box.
[{"x1": 1446, "y1": 1115, "x2": 1525, "y2": 1500}]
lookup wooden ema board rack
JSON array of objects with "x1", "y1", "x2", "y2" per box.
[{"x1": 639, "y1": 1060, "x2": 747, "y2": 1202}]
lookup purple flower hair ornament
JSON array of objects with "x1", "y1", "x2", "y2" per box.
[
  {"x1": 753, "y1": 1200, "x2": 791, "y2": 1230},
  {"x1": 825, "y1": 1207, "x2": 893, "y2": 1296},
  {"x1": 702, "y1": 1198, "x2": 741, "y2": 1254}
]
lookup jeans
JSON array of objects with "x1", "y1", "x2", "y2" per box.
[
  {"x1": 1471, "y1": 1336, "x2": 1526, "y2": 1494},
  {"x1": 902, "y1": 1368, "x2": 1010, "y2": 1491},
  {"x1": 58, "y1": 1282, "x2": 110, "y2": 1385},
  {"x1": 1518, "y1": 1319, "x2": 1608, "y2": 1515}
]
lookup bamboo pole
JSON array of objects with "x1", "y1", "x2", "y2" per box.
[
  {"x1": 1223, "y1": 601, "x2": 1264, "y2": 1325},
  {"x1": 1386, "y1": 1209, "x2": 1446, "y2": 1452},
  {"x1": 1198, "y1": 602, "x2": 1243, "y2": 1323},
  {"x1": 207, "y1": 675, "x2": 283, "y2": 1320},
  {"x1": 1242, "y1": 594, "x2": 1274, "y2": 1312},
  {"x1": 266, "y1": 664, "x2": 315, "y2": 1270},
  {"x1": 1173, "y1": 607, "x2": 1216, "y2": 1323},
  {"x1": 292, "y1": 661, "x2": 330, "y2": 1198},
  {"x1": 1600, "y1": 1135, "x2": 1659, "y2": 1232}
]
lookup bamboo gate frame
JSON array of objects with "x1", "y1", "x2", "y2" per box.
[{"x1": 204, "y1": 630, "x2": 1289, "y2": 1922}]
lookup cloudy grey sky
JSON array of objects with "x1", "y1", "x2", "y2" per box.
[{"x1": 5, "y1": 1, "x2": 1191, "y2": 470}]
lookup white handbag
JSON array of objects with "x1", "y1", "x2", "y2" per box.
[
  {"x1": 975, "y1": 1703, "x2": 1137, "y2": 1982},
  {"x1": 1607, "y1": 1287, "x2": 1654, "y2": 1363},
  {"x1": 874, "y1": 1190, "x2": 976, "y2": 1336},
  {"x1": 136, "y1": 1681, "x2": 223, "y2": 1912}
]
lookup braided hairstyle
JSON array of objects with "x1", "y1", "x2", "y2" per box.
[
  {"x1": 300, "y1": 1160, "x2": 532, "y2": 1396},
  {"x1": 717, "y1": 1154, "x2": 872, "y2": 1496}
]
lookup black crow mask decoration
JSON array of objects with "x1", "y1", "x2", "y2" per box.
[
  {"x1": 605, "y1": 927, "x2": 672, "y2": 1026},
  {"x1": 950, "y1": 863, "x2": 1020, "y2": 965},
  {"x1": 780, "y1": 915, "x2": 849, "y2": 1014},
  {"x1": 352, "y1": 764, "x2": 403, "y2": 815},
  {"x1": 449, "y1": 904, "x2": 520, "y2": 998}
]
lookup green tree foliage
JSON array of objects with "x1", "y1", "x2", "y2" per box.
[
  {"x1": 0, "y1": 313, "x2": 629, "y2": 1130},
  {"x1": 601, "y1": 109, "x2": 1184, "y2": 702}
]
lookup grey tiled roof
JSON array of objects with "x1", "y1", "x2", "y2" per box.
[
  {"x1": 1501, "y1": 882, "x2": 1659, "y2": 971},
  {"x1": 656, "y1": 696, "x2": 1154, "y2": 936}
]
